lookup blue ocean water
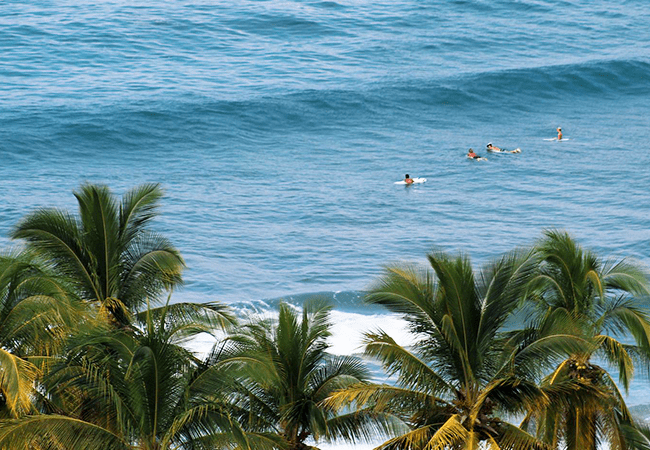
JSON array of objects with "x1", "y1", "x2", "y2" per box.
[{"x1": 2, "y1": 0, "x2": 650, "y2": 440}]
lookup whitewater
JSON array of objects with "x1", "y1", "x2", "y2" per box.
[{"x1": 2, "y1": 0, "x2": 650, "y2": 446}]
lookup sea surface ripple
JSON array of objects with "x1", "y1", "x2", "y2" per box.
[{"x1": 2, "y1": 0, "x2": 650, "y2": 429}]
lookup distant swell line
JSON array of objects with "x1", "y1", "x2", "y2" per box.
[
  {"x1": 2, "y1": 58, "x2": 648, "y2": 156},
  {"x1": 458, "y1": 58, "x2": 650, "y2": 99}
]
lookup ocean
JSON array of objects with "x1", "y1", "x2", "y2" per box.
[{"x1": 2, "y1": 0, "x2": 650, "y2": 446}]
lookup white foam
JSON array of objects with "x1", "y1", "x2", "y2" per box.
[
  {"x1": 394, "y1": 177, "x2": 426, "y2": 185},
  {"x1": 184, "y1": 310, "x2": 412, "y2": 358},
  {"x1": 328, "y1": 310, "x2": 412, "y2": 355},
  {"x1": 184, "y1": 332, "x2": 219, "y2": 359}
]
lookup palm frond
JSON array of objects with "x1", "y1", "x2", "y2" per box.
[
  {"x1": 310, "y1": 355, "x2": 370, "y2": 401},
  {"x1": 426, "y1": 251, "x2": 478, "y2": 368},
  {"x1": 600, "y1": 258, "x2": 650, "y2": 297},
  {"x1": 0, "y1": 348, "x2": 39, "y2": 417},
  {"x1": 11, "y1": 209, "x2": 100, "y2": 301},
  {"x1": 324, "y1": 409, "x2": 408, "y2": 444},
  {"x1": 422, "y1": 414, "x2": 468, "y2": 450},
  {"x1": 162, "y1": 403, "x2": 249, "y2": 450},
  {"x1": 12, "y1": 183, "x2": 185, "y2": 326},
  {"x1": 595, "y1": 335, "x2": 634, "y2": 391},
  {"x1": 477, "y1": 248, "x2": 537, "y2": 349},
  {"x1": 0, "y1": 414, "x2": 128, "y2": 450},
  {"x1": 362, "y1": 331, "x2": 452, "y2": 394},
  {"x1": 366, "y1": 264, "x2": 437, "y2": 331},
  {"x1": 618, "y1": 421, "x2": 650, "y2": 450},
  {"x1": 136, "y1": 301, "x2": 236, "y2": 342},
  {"x1": 323, "y1": 383, "x2": 447, "y2": 418},
  {"x1": 507, "y1": 332, "x2": 593, "y2": 380},
  {"x1": 474, "y1": 378, "x2": 546, "y2": 419},
  {"x1": 119, "y1": 183, "x2": 163, "y2": 243},
  {"x1": 600, "y1": 304, "x2": 650, "y2": 353},
  {"x1": 497, "y1": 421, "x2": 549, "y2": 450},
  {"x1": 374, "y1": 424, "x2": 436, "y2": 450},
  {"x1": 74, "y1": 184, "x2": 121, "y2": 301}
]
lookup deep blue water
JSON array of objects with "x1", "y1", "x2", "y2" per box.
[{"x1": 2, "y1": 0, "x2": 650, "y2": 438}]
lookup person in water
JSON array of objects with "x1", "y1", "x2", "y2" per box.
[
  {"x1": 557, "y1": 127, "x2": 563, "y2": 140},
  {"x1": 487, "y1": 143, "x2": 521, "y2": 153},
  {"x1": 467, "y1": 149, "x2": 481, "y2": 159},
  {"x1": 404, "y1": 174, "x2": 414, "y2": 184}
]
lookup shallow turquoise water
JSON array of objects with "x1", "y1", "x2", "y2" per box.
[{"x1": 2, "y1": 0, "x2": 650, "y2": 430}]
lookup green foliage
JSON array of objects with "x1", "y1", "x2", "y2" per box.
[
  {"x1": 12, "y1": 183, "x2": 185, "y2": 326},
  {"x1": 329, "y1": 248, "x2": 556, "y2": 450},
  {"x1": 215, "y1": 301, "x2": 405, "y2": 450},
  {"x1": 521, "y1": 230, "x2": 650, "y2": 450},
  {"x1": 0, "y1": 301, "x2": 245, "y2": 450},
  {"x1": 0, "y1": 251, "x2": 85, "y2": 418},
  {"x1": 4, "y1": 185, "x2": 650, "y2": 450}
]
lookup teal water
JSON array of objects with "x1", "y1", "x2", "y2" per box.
[{"x1": 2, "y1": 0, "x2": 650, "y2": 436}]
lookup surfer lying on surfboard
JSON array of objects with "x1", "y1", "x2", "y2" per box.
[
  {"x1": 467, "y1": 148, "x2": 486, "y2": 160},
  {"x1": 486, "y1": 143, "x2": 521, "y2": 153}
]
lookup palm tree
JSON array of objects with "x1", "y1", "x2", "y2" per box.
[
  {"x1": 519, "y1": 230, "x2": 650, "y2": 450},
  {"x1": 217, "y1": 301, "x2": 403, "y2": 450},
  {"x1": 0, "y1": 251, "x2": 84, "y2": 419},
  {"x1": 326, "y1": 249, "x2": 580, "y2": 450},
  {"x1": 0, "y1": 300, "x2": 255, "y2": 450},
  {"x1": 11, "y1": 183, "x2": 184, "y2": 326}
]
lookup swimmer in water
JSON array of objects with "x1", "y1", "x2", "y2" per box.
[{"x1": 487, "y1": 143, "x2": 521, "y2": 153}]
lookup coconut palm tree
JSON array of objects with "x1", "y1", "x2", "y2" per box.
[
  {"x1": 217, "y1": 301, "x2": 403, "y2": 450},
  {"x1": 519, "y1": 230, "x2": 650, "y2": 450},
  {"x1": 11, "y1": 183, "x2": 184, "y2": 326},
  {"x1": 0, "y1": 251, "x2": 84, "y2": 419},
  {"x1": 326, "y1": 249, "x2": 584, "y2": 450},
  {"x1": 0, "y1": 299, "x2": 259, "y2": 450}
]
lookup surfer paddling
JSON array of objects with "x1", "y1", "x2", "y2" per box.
[
  {"x1": 486, "y1": 143, "x2": 521, "y2": 153},
  {"x1": 467, "y1": 149, "x2": 483, "y2": 160},
  {"x1": 404, "y1": 174, "x2": 414, "y2": 185}
]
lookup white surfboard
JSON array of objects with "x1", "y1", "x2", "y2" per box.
[
  {"x1": 395, "y1": 177, "x2": 426, "y2": 185},
  {"x1": 467, "y1": 156, "x2": 487, "y2": 161},
  {"x1": 544, "y1": 138, "x2": 570, "y2": 141},
  {"x1": 488, "y1": 148, "x2": 521, "y2": 154}
]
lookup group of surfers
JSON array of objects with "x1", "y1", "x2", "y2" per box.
[
  {"x1": 403, "y1": 127, "x2": 563, "y2": 184},
  {"x1": 467, "y1": 127, "x2": 562, "y2": 160}
]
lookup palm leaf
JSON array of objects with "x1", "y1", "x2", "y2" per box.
[
  {"x1": 0, "y1": 348, "x2": 39, "y2": 417},
  {"x1": 0, "y1": 414, "x2": 128, "y2": 450},
  {"x1": 119, "y1": 183, "x2": 163, "y2": 244},
  {"x1": 362, "y1": 331, "x2": 453, "y2": 394},
  {"x1": 11, "y1": 209, "x2": 100, "y2": 301},
  {"x1": 477, "y1": 249, "x2": 537, "y2": 349},
  {"x1": 136, "y1": 301, "x2": 236, "y2": 342},
  {"x1": 595, "y1": 335, "x2": 634, "y2": 391},
  {"x1": 423, "y1": 414, "x2": 468, "y2": 450},
  {"x1": 324, "y1": 409, "x2": 408, "y2": 444},
  {"x1": 374, "y1": 424, "x2": 436, "y2": 450},
  {"x1": 366, "y1": 264, "x2": 437, "y2": 333},
  {"x1": 497, "y1": 421, "x2": 549, "y2": 450}
]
